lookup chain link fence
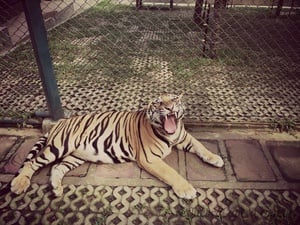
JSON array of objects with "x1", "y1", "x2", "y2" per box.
[{"x1": 0, "y1": 0, "x2": 299, "y2": 126}]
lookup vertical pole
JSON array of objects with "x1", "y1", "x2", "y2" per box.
[
  {"x1": 289, "y1": 0, "x2": 295, "y2": 16},
  {"x1": 22, "y1": 0, "x2": 64, "y2": 120},
  {"x1": 202, "y1": 0, "x2": 207, "y2": 20},
  {"x1": 193, "y1": 0, "x2": 204, "y2": 25},
  {"x1": 275, "y1": 0, "x2": 284, "y2": 17},
  {"x1": 136, "y1": 0, "x2": 142, "y2": 9}
]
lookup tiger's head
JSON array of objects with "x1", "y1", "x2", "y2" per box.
[{"x1": 146, "y1": 93, "x2": 184, "y2": 135}]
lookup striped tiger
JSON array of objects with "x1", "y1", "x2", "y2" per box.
[{"x1": 10, "y1": 93, "x2": 224, "y2": 199}]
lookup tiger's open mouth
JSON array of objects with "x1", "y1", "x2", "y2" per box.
[{"x1": 162, "y1": 113, "x2": 177, "y2": 135}]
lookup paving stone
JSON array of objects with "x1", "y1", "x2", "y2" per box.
[
  {"x1": 0, "y1": 134, "x2": 89, "y2": 177},
  {"x1": 141, "y1": 150, "x2": 178, "y2": 179},
  {"x1": 31, "y1": 163, "x2": 90, "y2": 185},
  {"x1": 186, "y1": 140, "x2": 226, "y2": 181},
  {"x1": 0, "y1": 135, "x2": 18, "y2": 160},
  {"x1": 32, "y1": 165, "x2": 51, "y2": 184},
  {"x1": 66, "y1": 163, "x2": 90, "y2": 177},
  {"x1": 0, "y1": 184, "x2": 299, "y2": 225},
  {"x1": 225, "y1": 140, "x2": 276, "y2": 182},
  {"x1": 33, "y1": 162, "x2": 90, "y2": 178},
  {"x1": 267, "y1": 141, "x2": 300, "y2": 182},
  {"x1": 95, "y1": 162, "x2": 141, "y2": 178},
  {"x1": 3, "y1": 137, "x2": 39, "y2": 174}
]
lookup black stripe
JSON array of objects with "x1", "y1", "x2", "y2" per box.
[
  {"x1": 99, "y1": 113, "x2": 111, "y2": 136},
  {"x1": 61, "y1": 161, "x2": 74, "y2": 170},
  {"x1": 49, "y1": 120, "x2": 65, "y2": 140},
  {"x1": 73, "y1": 115, "x2": 87, "y2": 134},
  {"x1": 35, "y1": 157, "x2": 46, "y2": 167},
  {"x1": 138, "y1": 112, "x2": 151, "y2": 163},
  {"x1": 153, "y1": 141, "x2": 164, "y2": 156},
  {"x1": 82, "y1": 114, "x2": 96, "y2": 131},
  {"x1": 25, "y1": 138, "x2": 47, "y2": 161},
  {"x1": 123, "y1": 112, "x2": 131, "y2": 124},
  {"x1": 128, "y1": 143, "x2": 134, "y2": 157},
  {"x1": 112, "y1": 111, "x2": 122, "y2": 123},
  {"x1": 74, "y1": 119, "x2": 84, "y2": 148},
  {"x1": 62, "y1": 132, "x2": 70, "y2": 156},
  {"x1": 69, "y1": 154, "x2": 84, "y2": 162},
  {"x1": 47, "y1": 121, "x2": 66, "y2": 151},
  {"x1": 73, "y1": 114, "x2": 95, "y2": 146},
  {"x1": 111, "y1": 146, "x2": 121, "y2": 163},
  {"x1": 86, "y1": 113, "x2": 109, "y2": 149},
  {"x1": 59, "y1": 122, "x2": 67, "y2": 144},
  {"x1": 66, "y1": 117, "x2": 79, "y2": 135},
  {"x1": 89, "y1": 122, "x2": 101, "y2": 141},
  {"x1": 183, "y1": 142, "x2": 193, "y2": 152},
  {"x1": 89, "y1": 127, "x2": 98, "y2": 143},
  {"x1": 121, "y1": 156, "x2": 132, "y2": 162},
  {"x1": 92, "y1": 138, "x2": 99, "y2": 155},
  {"x1": 120, "y1": 138, "x2": 129, "y2": 157},
  {"x1": 73, "y1": 116, "x2": 89, "y2": 147},
  {"x1": 149, "y1": 147, "x2": 162, "y2": 158},
  {"x1": 50, "y1": 145, "x2": 60, "y2": 159},
  {"x1": 74, "y1": 135, "x2": 81, "y2": 149},
  {"x1": 115, "y1": 121, "x2": 120, "y2": 141},
  {"x1": 105, "y1": 146, "x2": 121, "y2": 163},
  {"x1": 104, "y1": 132, "x2": 113, "y2": 149},
  {"x1": 151, "y1": 126, "x2": 170, "y2": 148},
  {"x1": 95, "y1": 112, "x2": 106, "y2": 120},
  {"x1": 176, "y1": 132, "x2": 188, "y2": 145}
]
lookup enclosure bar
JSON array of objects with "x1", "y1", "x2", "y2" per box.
[{"x1": 22, "y1": 0, "x2": 64, "y2": 120}]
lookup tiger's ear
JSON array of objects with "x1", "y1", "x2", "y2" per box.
[
  {"x1": 178, "y1": 93, "x2": 183, "y2": 100},
  {"x1": 147, "y1": 99, "x2": 158, "y2": 110},
  {"x1": 147, "y1": 101, "x2": 152, "y2": 110},
  {"x1": 174, "y1": 93, "x2": 183, "y2": 103}
]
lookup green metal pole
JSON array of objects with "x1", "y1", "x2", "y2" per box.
[{"x1": 22, "y1": 0, "x2": 64, "y2": 120}]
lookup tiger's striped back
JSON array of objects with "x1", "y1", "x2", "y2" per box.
[{"x1": 44, "y1": 110, "x2": 146, "y2": 164}]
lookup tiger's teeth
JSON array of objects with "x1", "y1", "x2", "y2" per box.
[{"x1": 163, "y1": 114, "x2": 177, "y2": 134}]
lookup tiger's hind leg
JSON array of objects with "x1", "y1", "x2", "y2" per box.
[
  {"x1": 11, "y1": 145, "x2": 58, "y2": 194},
  {"x1": 50, "y1": 154, "x2": 85, "y2": 197}
]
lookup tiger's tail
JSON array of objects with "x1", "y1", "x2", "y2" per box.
[
  {"x1": 24, "y1": 134, "x2": 48, "y2": 163},
  {"x1": 0, "y1": 134, "x2": 48, "y2": 196}
]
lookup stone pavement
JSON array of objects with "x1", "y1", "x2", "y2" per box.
[{"x1": 0, "y1": 127, "x2": 300, "y2": 224}]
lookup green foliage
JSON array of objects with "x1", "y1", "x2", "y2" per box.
[{"x1": 270, "y1": 118, "x2": 296, "y2": 133}]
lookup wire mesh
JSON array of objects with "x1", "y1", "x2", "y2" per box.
[{"x1": 0, "y1": 0, "x2": 299, "y2": 124}]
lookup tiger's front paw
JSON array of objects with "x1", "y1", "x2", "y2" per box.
[
  {"x1": 53, "y1": 185, "x2": 63, "y2": 197},
  {"x1": 11, "y1": 175, "x2": 30, "y2": 194},
  {"x1": 204, "y1": 154, "x2": 224, "y2": 168},
  {"x1": 51, "y1": 176, "x2": 63, "y2": 197},
  {"x1": 173, "y1": 182, "x2": 197, "y2": 199},
  {"x1": 211, "y1": 155, "x2": 224, "y2": 168}
]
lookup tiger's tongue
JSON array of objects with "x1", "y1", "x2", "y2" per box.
[{"x1": 164, "y1": 115, "x2": 177, "y2": 134}]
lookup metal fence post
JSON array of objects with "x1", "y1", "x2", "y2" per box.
[{"x1": 22, "y1": 0, "x2": 64, "y2": 121}]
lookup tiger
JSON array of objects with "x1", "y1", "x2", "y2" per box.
[{"x1": 10, "y1": 93, "x2": 224, "y2": 199}]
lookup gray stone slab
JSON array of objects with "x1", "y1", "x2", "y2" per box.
[
  {"x1": 141, "y1": 150, "x2": 179, "y2": 179},
  {"x1": 267, "y1": 141, "x2": 300, "y2": 182},
  {"x1": 0, "y1": 136, "x2": 18, "y2": 160},
  {"x1": 225, "y1": 140, "x2": 276, "y2": 182},
  {"x1": 186, "y1": 140, "x2": 226, "y2": 181},
  {"x1": 95, "y1": 162, "x2": 141, "y2": 179},
  {"x1": 35, "y1": 162, "x2": 92, "y2": 178}
]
